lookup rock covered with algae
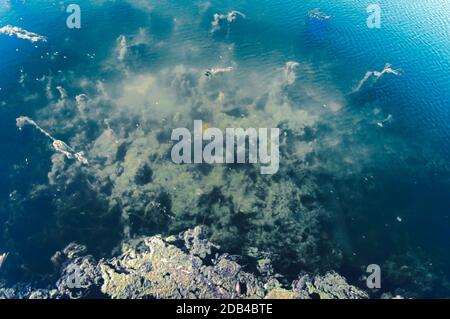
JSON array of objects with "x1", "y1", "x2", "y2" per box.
[
  {"x1": 1, "y1": 227, "x2": 368, "y2": 299},
  {"x1": 292, "y1": 272, "x2": 369, "y2": 299}
]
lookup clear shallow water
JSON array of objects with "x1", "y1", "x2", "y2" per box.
[{"x1": 0, "y1": 0, "x2": 449, "y2": 297}]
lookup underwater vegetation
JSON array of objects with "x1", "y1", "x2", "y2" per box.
[{"x1": 0, "y1": 1, "x2": 449, "y2": 298}]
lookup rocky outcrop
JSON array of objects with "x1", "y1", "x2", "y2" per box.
[
  {"x1": 0, "y1": 227, "x2": 368, "y2": 299},
  {"x1": 292, "y1": 272, "x2": 369, "y2": 299}
]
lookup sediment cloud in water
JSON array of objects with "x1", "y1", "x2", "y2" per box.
[
  {"x1": 2, "y1": 2, "x2": 448, "y2": 299},
  {"x1": 5, "y1": 11, "x2": 416, "y2": 279},
  {"x1": 20, "y1": 57, "x2": 338, "y2": 270},
  {"x1": 0, "y1": 25, "x2": 47, "y2": 43}
]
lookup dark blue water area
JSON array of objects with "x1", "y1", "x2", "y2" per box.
[
  {"x1": 292, "y1": 0, "x2": 450, "y2": 290},
  {"x1": 206, "y1": 0, "x2": 449, "y2": 156}
]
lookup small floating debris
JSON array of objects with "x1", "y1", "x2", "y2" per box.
[
  {"x1": 75, "y1": 93, "x2": 89, "y2": 113},
  {"x1": 377, "y1": 114, "x2": 393, "y2": 127},
  {"x1": 204, "y1": 66, "x2": 233, "y2": 77},
  {"x1": 116, "y1": 35, "x2": 128, "y2": 61},
  {"x1": 396, "y1": 216, "x2": 402, "y2": 223},
  {"x1": 16, "y1": 116, "x2": 88, "y2": 164},
  {"x1": 211, "y1": 10, "x2": 246, "y2": 32},
  {"x1": 0, "y1": 252, "x2": 8, "y2": 270},
  {"x1": 308, "y1": 8, "x2": 331, "y2": 21},
  {"x1": 283, "y1": 61, "x2": 300, "y2": 86},
  {"x1": 373, "y1": 64, "x2": 401, "y2": 79},
  {"x1": 354, "y1": 64, "x2": 401, "y2": 92},
  {"x1": 217, "y1": 91, "x2": 225, "y2": 105},
  {"x1": 0, "y1": 25, "x2": 47, "y2": 43},
  {"x1": 56, "y1": 86, "x2": 67, "y2": 100}
]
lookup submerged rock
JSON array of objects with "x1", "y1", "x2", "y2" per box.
[
  {"x1": 96, "y1": 228, "x2": 264, "y2": 299},
  {"x1": 0, "y1": 227, "x2": 369, "y2": 299},
  {"x1": 292, "y1": 272, "x2": 369, "y2": 299}
]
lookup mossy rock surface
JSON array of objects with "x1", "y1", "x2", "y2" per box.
[{"x1": 0, "y1": 227, "x2": 369, "y2": 299}]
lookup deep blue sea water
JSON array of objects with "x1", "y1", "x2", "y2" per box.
[{"x1": 0, "y1": 0, "x2": 449, "y2": 297}]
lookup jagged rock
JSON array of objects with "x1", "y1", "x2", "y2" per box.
[
  {"x1": 0, "y1": 228, "x2": 370, "y2": 299},
  {"x1": 29, "y1": 289, "x2": 59, "y2": 299},
  {"x1": 0, "y1": 282, "x2": 42, "y2": 299},
  {"x1": 292, "y1": 272, "x2": 369, "y2": 299},
  {"x1": 98, "y1": 234, "x2": 265, "y2": 299},
  {"x1": 257, "y1": 257, "x2": 274, "y2": 277},
  {"x1": 265, "y1": 288, "x2": 302, "y2": 299},
  {"x1": 0, "y1": 287, "x2": 18, "y2": 299},
  {"x1": 180, "y1": 226, "x2": 218, "y2": 259},
  {"x1": 54, "y1": 243, "x2": 102, "y2": 299}
]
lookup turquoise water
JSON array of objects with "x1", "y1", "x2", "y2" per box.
[{"x1": 0, "y1": 1, "x2": 449, "y2": 297}]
